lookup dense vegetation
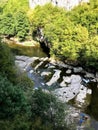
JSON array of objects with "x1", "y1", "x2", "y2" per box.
[
  {"x1": 0, "y1": 0, "x2": 98, "y2": 70},
  {"x1": 30, "y1": 2, "x2": 98, "y2": 70}
]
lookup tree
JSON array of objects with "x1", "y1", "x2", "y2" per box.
[
  {"x1": 3, "y1": 0, "x2": 29, "y2": 14},
  {"x1": 0, "y1": 75, "x2": 29, "y2": 119},
  {"x1": 15, "y1": 11, "x2": 30, "y2": 41},
  {"x1": 0, "y1": 13, "x2": 15, "y2": 37},
  {"x1": 0, "y1": 38, "x2": 17, "y2": 82}
]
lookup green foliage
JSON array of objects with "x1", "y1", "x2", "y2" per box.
[
  {"x1": 0, "y1": 75, "x2": 28, "y2": 119},
  {"x1": 15, "y1": 11, "x2": 30, "y2": 41},
  {"x1": 31, "y1": 89, "x2": 68, "y2": 129},
  {"x1": 31, "y1": 3, "x2": 98, "y2": 69},
  {"x1": 0, "y1": 38, "x2": 16, "y2": 82},
  {"x1": 0, "y1": 114, "x2": 31, "y2": 130},
  {"x1": 0, "y1": 11, "x2": 30, "y2": 41},
  {"x1": 31, "y1": 3, "x2": 67, "y2": 31},
  {"x1": 0, "y1": 13, "x2": 15, "y2": 37},
  {"x1": 3, "y1": 0, "x2": 29, "y2": 14},
  {"x1": 0, "y1": 0, "x2": 30, "y2": 41},
  {"x1": 81, "y1": 36, "x2": 98, "y2": 69}
]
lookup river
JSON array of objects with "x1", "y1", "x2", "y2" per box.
[{"x1": 7, "y1": 39, "x2": 98, "y2": 130}]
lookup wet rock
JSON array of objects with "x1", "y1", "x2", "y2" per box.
[{"x1": 46, "y1": 69, "x2": 61, "y2": 86}]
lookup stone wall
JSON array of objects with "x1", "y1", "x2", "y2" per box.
[{"x1": 29, "y1": 0, "x2": 89, "y2": 10}]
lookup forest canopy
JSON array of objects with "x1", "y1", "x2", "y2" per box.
[{"x1": 0, "y1": 0, "x2": 98, "y2": 70}]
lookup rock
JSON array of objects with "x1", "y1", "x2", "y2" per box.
[
  {"x1": 71, "y1": 75, "x2": 81, "y2": 84},
  {"x1": 87, "y1": 89, "x2": 92, "y2": 94},
  {"x1": 26, "y1": 57, "x2": 39, "y2": 64},
  {"x1": 63, "y1": 76, "x2": 71, "y2": 83},
  {"x1": 41, "y1": 71, "x2": 51, "y2": 76},
  {"x1": 60, "y1": 76, "x2": 67, "y2": 87},
  {"x1": 73, "y1": 67, "x2": 83, "y2": 73},
  {"x1": 29, "y1": 70, "x2": 34, "y2": 74},
  {"x1": 75, "y1": 85, "x2": 92, "y2": 108},
  {"x1": 49, "y1": 58, "x2": 57, "y2": 66},
  {"x1": 71, "y1": 113, "x2": 79, "y2": 118},
  {"x1": 85, "y1": 72, "x2": 95, "y2": 78},
  {"x1": 53, "y1": 75, "x2": 82, "y2": 102},
  {"x1": 15, "y1": 60, "x2": 27, "y2": 69},
  {"x1": 15, "y1": 55, "x2": 29, "y2": 61},
  {"x1": 46, "y1": 69, "x2": 61, "y2": 86},
  {"x1": 48, "y1": 65, "x2": 55, "y2": 69},
  {"x1": 56, "y1": 61, "x2": 69, "y2": 68},
  {"x1": 66, "y1": 69, "x2": 72, "y2": 74}
]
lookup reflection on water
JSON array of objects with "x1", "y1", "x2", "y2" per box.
[{"x1": 7, "y1": 40, "x2": 47, "y2": 57}]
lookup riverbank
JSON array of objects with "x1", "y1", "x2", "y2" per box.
[{"x1": 3, "y1": 37, "x2": 40, "y2": 47}]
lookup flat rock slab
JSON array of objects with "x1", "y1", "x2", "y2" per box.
[{"x1": 46, "y1": 69, "x2": 61, "y2": 86}]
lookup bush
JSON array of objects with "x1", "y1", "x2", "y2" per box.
[
  {"x1": 0, "y1": 38, "x2": 17, "y2": 82},
  {"x1": 0, "y1": 75, "x2": 29, "y2": 119}
]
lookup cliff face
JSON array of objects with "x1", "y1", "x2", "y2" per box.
[{"x1": 29, "y1": 0, "x2": 89, "y2": 10}]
